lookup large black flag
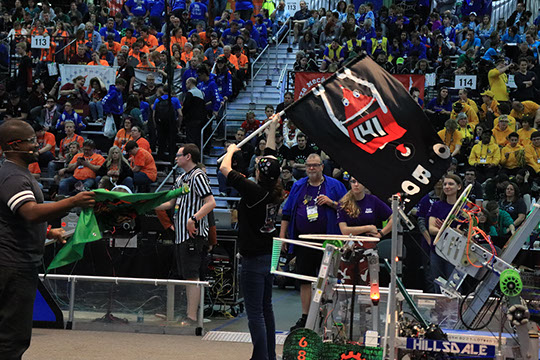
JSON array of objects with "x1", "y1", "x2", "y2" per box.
[{"x1": 284, "y1": 55, "x2": 451, "y2": 209}]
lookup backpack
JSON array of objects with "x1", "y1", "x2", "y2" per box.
[{"x1": 154, "y1": 96, "x2": 172, "y2": 123}]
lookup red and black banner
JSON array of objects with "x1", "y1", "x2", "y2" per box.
[{"x1": 284, "y1": 55, "x2": 450, "y2": 209}]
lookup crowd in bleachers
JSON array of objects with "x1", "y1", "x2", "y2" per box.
[{"x1": 0, "y1": 0, "x2": 539, "y2": 285}]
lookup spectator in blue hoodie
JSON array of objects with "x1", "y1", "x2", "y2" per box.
[
  {"x1": 189, "y1": 0, "x2": 208, "y2": 28},
  {"x1": 57, "y1": 101, "x2": 86, "y2": 135},
  {"x1": 197, "y1": 65, "x2": 222, "y2": 117},
  {"x1": 235, "y1": 0, "x2": 254, "y2": 21},
  {"x1": 102, "y1": 78, "x2": 127, "y2": 129},
  {"x1": 149, "y1": 0, "x2": 165, "y2": 29},
  {"x1": 124, "y1": 0, "x2": 149, "y2": 19},
  {"x1": 214, "y1": 56, "x2": 233, "y2": 102}
]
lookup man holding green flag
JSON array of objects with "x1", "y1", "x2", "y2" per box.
[{"x1": 0, "y1": 120, "x2": 96, "y2": 359}]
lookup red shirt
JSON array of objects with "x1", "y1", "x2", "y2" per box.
[{"x1": 241, "y1": 119, "x2": 261, "y2": 132}]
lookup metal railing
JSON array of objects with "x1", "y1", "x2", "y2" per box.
[
  {"x1": 249, "y1": 16, "x2": 292, "y2": 107},
  {"x1": 40, "y1": 274, "x2": 209, "y2": 330},
  {"x1": 200, "y1": 101, "x2": 228, "y2": 155}
]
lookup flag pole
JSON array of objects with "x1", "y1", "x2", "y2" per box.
[{"x1": 216, "y1": 111, "x2": 285, "y2": 163}]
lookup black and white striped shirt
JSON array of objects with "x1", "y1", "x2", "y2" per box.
[{"x1": 173, "y1": 166, "x2": 213, "y2": 244}]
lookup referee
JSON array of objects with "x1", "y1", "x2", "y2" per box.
[
  {"x1": 156, "y1": 143, "x2": 216, "y2": 326},
  {"x1": 0, "y1": 120, "x2": 95, "y2": 359}
]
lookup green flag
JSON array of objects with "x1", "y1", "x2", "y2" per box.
[{"x1": 47, "y1": 187, "x2": 189, "y2": 272}]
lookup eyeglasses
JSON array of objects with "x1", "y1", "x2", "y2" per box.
[
  {"x1": 175, "y1": 153, "x2": 185, "y2": 158},
  {"x1": 306, "y1": 163, "x2": 322, "y2": 168},
  {"x1": 7, "y1": 136, "x2": 37, "y2": 145}
]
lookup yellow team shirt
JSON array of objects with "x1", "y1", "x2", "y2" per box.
[
  {"x1": 458, "y1": 98, "x2": 479, "y2": 115},
  {"x1": 524, "y1": 144, "x2": 540, "y2": 173},
  {"x1": 457, "y1": 125, "x2": 474, "y2": 142},
  {"x1": 438, "y1": 129, "x2": 463, "y2": 154},
  {"x1": 488, "y1": 68, "x2": 509, "y2": 102},
  {"x1": 469, "y1": 142, "x2": 501, "y2": 166},
  {"x1": 509, "y1": 100, "x2": 540, "y2": 120},
  {"x1": 493, "y1": 115, "x2": 516, "y2": 131},
  {"x1": 450, "y1": 103, "x2": 479, "y2": 126},
  {"x1": 500, "y1": 144, "x2": 523, "y2": 169},
  {"x1": 492, "y1": 126, "x2": 513, "y2": 146},
  {"x1": 480, "y1": 100, "x2": 500, "y2": 121},
  {"x1": 518, "y1": 127, "x2": 535, "y2": 147}
]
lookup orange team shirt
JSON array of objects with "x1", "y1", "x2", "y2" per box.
[
  {"x1": 28, "y1": 162, "x2": 41, "y2": 174},
  {"x1": 171, "y1": 36, "x2": 188, "y2": 50},
  {"x1": 70, "y1": 152, "x2": 105, "y2": 180},
  {"x1": 181, "y1": 51, "x2": 193, "y2": 63},
  {"x1": 136, "y1": 137, "x2": 152, "y2": 153},
  {"x1": 220, "y1": 54, "x2": 238, "y2": 69},
  {"x1": 88, "y1": 59, "x2": 110, "y2": 66},
  {"x1": 106, "y1": 41, "x2": 122, "y2": 56},
  {"x1": 143, "y1": 34, "x2": 159, "y2": 49},
  {"x1": 121, "y1": 36, "x2": 137, "y2": 48},
  {"x1": 38, "y1": 131, "x2": 56, "y2": 156},
  {"x1": 60, "y1": 134, "x2": 84, "y2": 157},
  {"x1": 137, "y1": 61, "x2": 156, "y2": 68},
  {"x1": 114, "y1": 128, "x2": 134, "y2": 149},
  {"x1": 236, "y1": 53, "x2": 248, "y2": 68},
  {"x1": 131, "y1": 148, "x2": 157, "y2": 181}
]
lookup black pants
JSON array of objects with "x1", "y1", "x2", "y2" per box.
[
  {"x1": 0, "y1": 265, "x2": 39, "y2": 360},
  {"x1": 185, "y1": 121, "x2": 202, "y2": 149}
]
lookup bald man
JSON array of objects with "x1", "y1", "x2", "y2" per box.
[{"x1": 0, "y1": 120, "x2": 95, "y2": 359}]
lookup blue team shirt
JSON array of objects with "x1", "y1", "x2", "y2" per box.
[
  {"x1": 126, "y1": 0, "x2": 148, "y2": 17},
  {"x1": 189, "y1": 2, "x2": 207, "y2": 20}
]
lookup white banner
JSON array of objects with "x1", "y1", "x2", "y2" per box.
[
  {"x1": 133, "y1": 68, "x2": 184, "y2": 95},
  {"x1": 59, "y1": 64, "x2": 117, "y2": 94}
]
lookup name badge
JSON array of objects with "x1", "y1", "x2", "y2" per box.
[
  {"x1": 480, "y1": 158, "x2": 487, "y2": 163},
  {"x1": 306, "y1": 205, "x2": 319, "y2": 222},
  {"x1": 537, "y1": 159, "x2": 540, "y2": 164}
]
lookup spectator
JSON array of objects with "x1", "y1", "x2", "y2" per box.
[
  {"x1": 320, "y1": 39, "x2": 344, "y2": 72},
  {"x1": 58, "y1": 75, "x2": 90, "y2": 116},
  {"x1": 40, "y1": 97, "x2": 61, "y2": 132},
  {"x1": 182, "y1": 77, "x2": 207, "y2": 147},
  {"x1": 479, "y1": 90, "x2": 500, "y2": 125},
  {"x1": 58, "y1": 139, "x2": 105, "y2": 195},
  {"x1": 189, "y1": 0, "x2": 208, "y2": 28},
  {"x1": 124, "y1": 95, "x2": 144, "y2": 127},
  {"x1": 125, "y1": 140, "x2": 157, "y2": 189},
  {"x1": 513, "y1": 57, "x2": 537, "y2": 101},
  {"x1": 14, "y1": 42, "x2": 32, "y2": 97},
  {"x1": 130, "y1": 126, "x2": 151, "y2": 153},
  {"x1": 113, "y1": 117, "x2": 134, "y2": 150},
  {"x1": 500, "y1": 132, "x2": 524, "y2": 176},
  {"x1": 4, "y1": 92, "x2": 29, "y2": 122},
  {"x1": 214, "y1": 56, "x2": 233, "y2": 102},
  {"x1": 88, "y1": 77, "x2": 107, "y2": 123},
  {"x1": 524, "y1": 130, "x2": 540, "y2": 182},
  {"x1": 488, "y1": 57, "x2": 513, "y2": 102},
  {"x1": 241, "y1": 111, "x2": 261, "y2": 136},
  {"x1": 485, "y1": 200, "x2": 515, "y2": 248},
  {"x1": 438, "y1": 119, "x2": 462, "y2": 157},
  {"x1": 96, "y1": 146, "x2": 134, "y2": 190},
  {"x1": 463, "y1": 168, "x2": 484, "y2": 205},
  {"x1": 102, "y1": 78, "x2": 126, "y2": 129},
  {"x1": 34, "y1": 123, "x2": 56, "y2": 176},
  {"x1": 58, "y1": 120, "x2": 84, "y2": 160},
  {"x1": 271, "y1": 1, "x2": 291, "y2": 41},
  {"x1": 56, "y1": 102, "x2": 86, "y2": 134},
  {"x1": 197, "y1": 65, "x2": 222, "y2": 117},
  {"x1": 124, "y1": 0, "x2": 149, "y2": 19},
  {"x1": 153, "y1": 85, "x2": 182, "y2": 160},
  {"x1": 425, "y1": 87, "x2": 452, "y2": 130},
  {"x1": 451, "y1": 101, "x2": 479, "y2": 126},
  {"x1": 510, "y1": 100, "x2": 540, "y2": 124},
  {"x1": 518, "y1": 116, "x2": 535, "y2": 146},
  {"x1": 205, "y1": 38, "x2": 224, "y2": 64},
  {"x1": 469, "y1": 129, "x2": 501, "y2": 182},
  {"x1": 288, "y1": 133, "x2": 314, "y2": 179},
  {"x1": 493, "y1": 115, "x2": 513, "y2": 146},
  {"x1": 248, "y1": 138, "x2": 267, "y2": 176}
]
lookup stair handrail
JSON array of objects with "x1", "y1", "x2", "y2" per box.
[
  {"x1": 155, "y1": 164, "x2": 179, "y2": 192},
  {"x1": 276, "y1": 65, "x2": 288, "y2": 90},
  {"x1": 200, "y1": 101, "x2": 228, "y2": 156},
  {"x1": 250, "y1": 16, "x2": 292, "y2": 105}
]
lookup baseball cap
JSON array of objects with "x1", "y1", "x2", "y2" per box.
[
  {"x1": 396, "y1": 57, "x2": 404, "y2": 65},
  {"x1": 470, "y1": 12, "x2": 477, "y2": 16},
  {"x1": 481, "y1": 90, "x2": 495, "y2": 98},
  {"x1": 257, "y1": 156, "x2": 281, "y2": 182}
]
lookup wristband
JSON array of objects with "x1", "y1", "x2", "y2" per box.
[
  {"x1": 46, "y1": 225, "x2": 52, "y2": 237},
  {"x1": 378, "y1": 229, "x2": 384, "y2": 237},
  {"x1": 190, "y1": 215, "x2": 198, "y2": 222}
]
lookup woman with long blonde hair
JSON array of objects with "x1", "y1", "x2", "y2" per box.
[{"x1": 96, "y1": 146, "x2": 134, "y2": 190}]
